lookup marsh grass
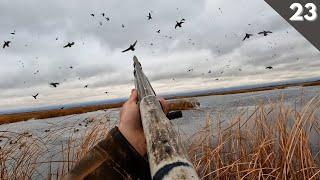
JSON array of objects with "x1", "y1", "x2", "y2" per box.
[
  {"x1": 188, "y1": 97, "x2": 320, "y2": 179},
  {"x1": 0, "y1": 98, "x2": 320, "y2": 179}
]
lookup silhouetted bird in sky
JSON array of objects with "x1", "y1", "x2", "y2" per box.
[
  {"x1": 63, "y1": 42, "x2": 75, "y2": 48},
  {"x1": 122, "y1": 40, "x2": 137, "y2": 52},
  {"x1": 242, "y1": 33, "x2": 253, "y2": 41},
  {"x1": 122, "y1": 24, "x2": 125, "y2": 28},
  {"x1": 10, "y1": 30, "x2": 15, "y2": 35},
  {"x1": 266, "y1": 66, "x2": 273, "y2": 69},
  {"x1": 105, "y1": 17, "x2": 110, "y2": 21},
  {"x1": 147, "y1": 12, "x2": 152, "y2": 20},
  {"x1": 84, "y1": 85, "x2": 88, "y2": 88},
  {"x1": 69, "y1": 66, "x2": 73, "y2": 69},
  {"x1": 208, "y1": 70, "x2": 212, "y2": 73},
  {"x1": 157, "y1": 29, "x2": 160, "y2": 33},
  {"x1": 90, "y1": 13, "x2": 94, "y2": 17},
  {"x1": 56, "y1": 37, "x2": 58, "y2": 40},
  {"x1": 187, "y1": 68, "x2": 193, "y2": 72},
  {"x1": 105, "y1": 91, "x2": 108, "y2": 94},
  {"x1": 32, "y1": 93, "x2": 39, "y2": 99},
  {"x1": 50, "y1": 82, "x2": 60, "y2": 88},
  {"x1": 175, "y1": 19, "x2": 185, "y2": 29},
  {"x1": 258, "y1": 31, "x2": 272, "y2": 36},
  {"x1": 101, "y1": 13, "x2": 105, "y2": 17},
  {"x1": 3, "y1": 41, "x2": 11, "y2": 49}
]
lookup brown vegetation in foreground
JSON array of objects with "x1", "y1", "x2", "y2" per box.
[
  {"x1": 189, "y1": 97, "x2": 320, "y2": 179},
  {"x1": 0, "y1": 97, "x2": 320, "y2": 179}
]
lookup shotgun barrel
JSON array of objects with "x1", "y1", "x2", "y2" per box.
[{"x1": 133, "y1": 56, "x2": 199, "y2": 180}]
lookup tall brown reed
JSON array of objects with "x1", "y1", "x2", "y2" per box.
[{"x1": 188, "y1": 97, "x2": 320, "y2": 179}]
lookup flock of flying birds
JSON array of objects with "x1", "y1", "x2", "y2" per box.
[{"x1": 2, "y1": 10, "x2": 275, "y2": 102}]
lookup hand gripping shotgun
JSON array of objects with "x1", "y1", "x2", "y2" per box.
[
  {"x1": 133, "y1": 56, "x2": 199, "y2": 180},
  {"x1": 63, "y1": 57, "x2": 200, "y2": 180}
]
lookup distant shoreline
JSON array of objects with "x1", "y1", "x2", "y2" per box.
[
  {"x1": 166, "y1": 79, "x2": 320, "y2": 99},
  {"x1": 0, "y1": 79, "x2": 319, "y2": 125}
]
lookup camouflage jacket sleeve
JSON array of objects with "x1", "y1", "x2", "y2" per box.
[{"x1": 65, "y1": 127, "x2": 151, "y2": 180}]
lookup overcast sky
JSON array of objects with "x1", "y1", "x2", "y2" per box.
[{"x1": 0, "y1": 0, "x2": 319, "y2": 111}]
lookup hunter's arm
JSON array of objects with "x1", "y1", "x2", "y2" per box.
[{"x1": 64, "y1": 127, "x2": 150, "y2": 180}]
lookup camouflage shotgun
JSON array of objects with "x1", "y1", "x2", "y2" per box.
[
  {"x1": 133, "y1": 56, "x2": 199, "y2": 180},
  {"x1": 63, "y1": 57, "x2": 200, "y2": 180}
]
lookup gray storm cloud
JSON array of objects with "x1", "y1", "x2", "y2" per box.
[{"x1": 0, "y1": 0, "x2": 319, "y2": 110}]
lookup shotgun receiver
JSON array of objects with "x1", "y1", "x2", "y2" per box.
[{"x1": 133, "y1": 56, "x2": 199, "y2": 180}]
